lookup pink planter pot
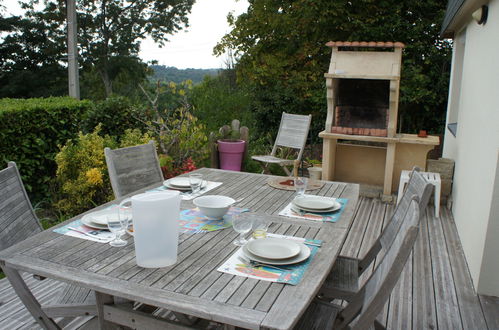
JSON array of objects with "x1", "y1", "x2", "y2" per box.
[{"x1": 217, "y1": 139, "x2": 246, "y2": 171}]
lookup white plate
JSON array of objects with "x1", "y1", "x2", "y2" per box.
[
  {"x1": 166, "y1": 177, "x2": 191, "y2": 188},
  {"x1": 246, "y1": 237, "x2": 301, "y2": 260},
  {"x1": 293, "y1": 196, "x2": 340, "y2": 211},
  {"x1": 291, "y1": 202, "x2": 341, "y2": 214},
  {"x1": 242, "y1": 242, "x2": 311, "y2": 265},
  {"x1": 163, "y1": 180, "x2": 207, "y2": 191},
  {"x1": 81, "y1": 215, "x2": 109, "y2": 230},
  {"x1": 80, "y1": 208, "x2": 118, "y2": 226},
  {"x1": 163, "y1": 182, "x2": 191, "y2": 191}
]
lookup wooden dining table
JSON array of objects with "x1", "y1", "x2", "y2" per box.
[{"x1": 0, "y1": 168, "x2": 359, "y2": 330}]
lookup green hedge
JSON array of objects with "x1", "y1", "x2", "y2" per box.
[{"x1": 0, "y1": 97, "x2": 91, "y2": 201}]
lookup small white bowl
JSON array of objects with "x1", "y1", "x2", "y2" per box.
[{"x1": 193, "y1": 195, "x2": 236, "y2": 220}]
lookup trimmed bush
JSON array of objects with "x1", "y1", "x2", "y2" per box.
[
  {"x1": 81, "y1": 95, "x2": 146, "y2": 137},
  {"x1": 0, "y1": 97, "x2": 91, "y2": 201}
]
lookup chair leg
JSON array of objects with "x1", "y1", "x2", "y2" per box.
[
  {"x1": 260, "y1": 163, "x2": 271, "y2": 175},
  {"x1": 1, "y1": 264, "x2": 60, "y2": 330},
  {"x1": 282, "y1": 165, "x2": 292, "y2": 176},
  {"x1": 434, "y1": 182, "x2": 441, "y2": 218}
]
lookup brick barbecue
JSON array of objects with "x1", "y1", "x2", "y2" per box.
[{"x1": 324, "y1": 41, "x2": 405, "y2": 138}]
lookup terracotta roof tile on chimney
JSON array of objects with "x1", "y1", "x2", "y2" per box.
[
  {"x1": 326, "y1": 41, "x2": 406, "y2": 48},
  {"x1": 326, "y1": 41, "x2": 405, "y2": 48}
]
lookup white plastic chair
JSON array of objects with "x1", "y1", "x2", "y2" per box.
[
  {"x1": 397, "y1": 170, "x2": 441, "y2": 218},
  {"x1": 251, "y1": 112, "x2": 312, "y2": 176}
]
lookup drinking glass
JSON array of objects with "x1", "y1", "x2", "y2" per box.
[
  {"x1": 119, "y1": 201, "x2": 133, "y2": 232},
  {"x1": 107, "y1": 208, "x2": 128, "y2": 247},
  {"x1": 189, "y1": 173, "x2": 204, "y2": 194},
  {"x1": 294, "y1": 177, "x2": 308, "y2": 196},
  {"x1": 251, "y1": 215, "x2": 269, "y2": 239},
  {"x1": 232, "y1": 214, "x2": 253, "y2": 246}
]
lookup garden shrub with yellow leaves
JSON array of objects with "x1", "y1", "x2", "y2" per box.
[{"x1": 54, "y1": 124, "x2": 152, "y2": 217}]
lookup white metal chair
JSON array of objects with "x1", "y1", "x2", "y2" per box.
[
  {"x1": 251, "y1": 112, "x2": 312, "y2": 176},
  {"x1": 104, "y1": 141, "x2": 164, "y2": 198},
  {"x1": 397, "y1": 169, "x2": 440, "y2": 218},
  {"x1": 0, "y1": 162, "x2": 96, "y2": 328}
]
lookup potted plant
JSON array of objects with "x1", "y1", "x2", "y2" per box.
[{"x1": 215, "y1": 120, "x2": 248, "y2": 172}]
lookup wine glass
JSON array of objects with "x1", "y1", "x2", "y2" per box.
[
  {"x1": 232, "y1": 214, "x2": 253, "y2": 246},
  {"x1": 189, "y1": 173, "x2": 203, "y2": 194},
  {"x1": 294, "y1": 177, "x2": 308, "y2": 197},
  {"x1": 107, "y1": 208, "x2": 128, "y2": 247},
  {"x1": 251, "y1": 215, "x2": 269, "y2": 239}
]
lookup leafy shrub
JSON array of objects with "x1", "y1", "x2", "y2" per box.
[
  {"x1": 137, "y1": 81, "x2": 209, "y2": 169},
  {"x1": 0, "y1": 97, "x2": 90, "y2": 201},
  {"x1": 81, "y1": 95, "x2": 146, "y2": 137},
  {"x1": 54, "y1": 125, "x2": 152, "y2": 217},
  {"x1": 191, "y1": 73, "x2": 254, "y2": 134},
  {"x1": 159, "y1": 154, "x2": 197, "y2": 179}
]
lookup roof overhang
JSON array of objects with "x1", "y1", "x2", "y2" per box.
[{"x1": 440, "y1": 0, "x2": 489, "y2": 38}]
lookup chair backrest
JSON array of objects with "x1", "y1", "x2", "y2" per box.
[
  {"x1": 355, "y1": 168, "x2": 431, "y2": 274},
  {"x1": 0, "y1": 162, "x2": 42, "y2": 251},
  {"x1": 104, "y1": 141, "x2": 164, "y2": 199},
  {"x1": 271, "y1": 112, "x2": 312, "y2": 161},
  {"x1": 336, "y1": 197, "x2": 421, "y2": 329},
  {"x1": 379, "y1": 168, "x2": 433, "y2": 250}
]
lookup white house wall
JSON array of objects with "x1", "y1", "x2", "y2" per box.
[{"x1": 443, "y1": 0, "x2": 499, "y2": 296}]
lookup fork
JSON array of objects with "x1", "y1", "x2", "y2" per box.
[{"x1": 238, "y1": 256, "x2": 292, "y2": 272}]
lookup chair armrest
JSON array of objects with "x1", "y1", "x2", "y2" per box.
[{"x1": 358, "y1": 241, "x2": 382, "y2": 274}]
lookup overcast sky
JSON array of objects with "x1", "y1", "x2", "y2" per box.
[{"x1": 3, "y1": 0, "x2": 249, "y2": 69}]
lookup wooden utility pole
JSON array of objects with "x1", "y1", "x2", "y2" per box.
[{"x1": 67, "y1": 0, "x2": 80, "y2": 99}]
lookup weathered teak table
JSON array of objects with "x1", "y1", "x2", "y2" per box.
[{"x1": 0, "y1": 169, "x2": 359, "y2": 330}]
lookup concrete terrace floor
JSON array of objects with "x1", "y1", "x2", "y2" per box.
[{"x1": 0, "y1": 197, "x2": 498, "y2": 329}]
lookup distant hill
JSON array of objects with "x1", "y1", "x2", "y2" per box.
[{"x1": 149, "y1": 65, "x2": 219, "y2": 84}]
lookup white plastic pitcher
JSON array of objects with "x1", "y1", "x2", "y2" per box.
[{"x1": 130, "y1": 191, "x2": 180, "y2": 268}]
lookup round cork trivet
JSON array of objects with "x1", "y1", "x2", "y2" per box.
[{"x1": 266, "y1": 178, "x2": 325, "y2": 191}]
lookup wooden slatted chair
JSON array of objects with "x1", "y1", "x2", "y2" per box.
[
  {"x1": 295, "y1": 197, "x2": 422, "y2": 330},
  {"x1": 319, "y1": 167, "x2": 433, "y2": 301},
  {"x1": 251, "y1": 112, "x2": 312, "y2": 176},
  {"x1": 104, "y1": 140, "x2": 164, "y2": 198},
  {"x1": 0, "y1": 162, "x2": 96, "y2": 326}
]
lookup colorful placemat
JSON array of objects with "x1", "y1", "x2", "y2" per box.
[
  {"x1": 54, "y1": 205, "x2": 249, "y2": 241},
  {"x1": 217, "y1": 233, "x2": 322, "y2": 285},
  {"x1": 179, "y1": 207, "x2": 249, "y2": 234},
  {"x1": 267, "y1": 178, "x2": 324, "y2": 191},
  {"x1": 278, "y1": 198, "x2": 348, "y2": 222},
  {"x1": 147, "y1": 181, "x2": 223, "y2": 200},
  {"x1": 53, "y1": 218, "x2": 115, "y2": 243}
]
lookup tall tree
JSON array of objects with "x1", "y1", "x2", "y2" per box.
[
  {"x1": 21, "y1": 0, "x2": 195, "y2": 97},
  {"x1": 0, "y1": 15, "x2": 68, "y2": 98},
  {"x1": 215, "y1": 0, "x2": 451, "y2": 137}
]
